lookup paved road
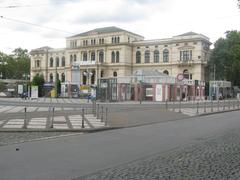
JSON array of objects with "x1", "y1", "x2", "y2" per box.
[{"x1": 1, "y1": 110, "x2": 240, "y2": 179}]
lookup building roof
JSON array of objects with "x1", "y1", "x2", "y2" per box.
[
  {"x1": 177, "y1": 32, "x2": 199, "y2": 36},
  {"x1": 68, "y1": 26, "x2": 143, "y2": 38}
]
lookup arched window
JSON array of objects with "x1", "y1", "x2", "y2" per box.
[
  {"x1": 91, "y1": 70, "x2": 95, "y2": 84},
  {"x1": 50, "y1": 57, "x2": 53, "y2": 67},
  {"x1": 70, "y1": 55, "x2": 73, "y2": 64},
  {"x1": 61, "y1": 73, "x2": 65, "y2": 82},
  {"x1": 114, "y1": 37, "x2": 117, "y2": 43},
  {"x1": 145, "y1": 50, "x2": 150, "y2": 63},
  {"x1": 74, "y1": 54, "x2": 77, "y2": 62},
  {"x1": 113, "y1": 71, "x2": 117, "y2": 77},
  {"x1": 102, "y1": 38, "x2": 104, "y2": 44},
  {"x1": 101, "y1": 70, "x2": 104, "y2": 77},
  {"x1": 49, "y1": 73, "x2": 53, "y2": 82},
  {"x1": 116, "y1": 51, "x2": 120, "y2": 63},
  {"x1": 91, "y1": 52, "x2": 95, "y2": 61},
  {"x1": 163, "y1": 49, "x2": 169, "y2": 62},
  {"x1": 111, "y1": 51, "x2": 115, "y2": 63},
  {"x1": 136, "y1": 51, "x2": 141, "y2": 64},
  {"x1": 183, "y1": 69, "x2": 189, "y2": 79},
  {"x1": 163, "y1": 70, "x2": 169, "y2": 75},
  {"x1": 112, "y1": 37, "x2": 114, "y2": 43},
  {"x1": 56, "y1": 57, "x2": 60, "y2": 67},
  {"x1": 117, "y1": 37, "x2": 120, "y2": 43},
  {"x1": 83, "y1": 52, "x2": 87, "y2": 61},
  {"x1": 99, "y1": 51, "x2": 104, "y2": 63},
  {"x1": 61, "y1": 56, "x2": 65, "y2": 67},
  {"x1": 36, "y1": 60, "x2": 40, "y2": 67},
  {"x1": 154, "y1": 50, "x2": 159, "y2": 63},
  {"x1": 82, "y1": 72, "x2": 87, "y2": 85}
]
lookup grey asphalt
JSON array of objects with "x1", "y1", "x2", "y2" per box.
[{"x1": 1, "y1": 110, "x2": 240, "y2": 180}]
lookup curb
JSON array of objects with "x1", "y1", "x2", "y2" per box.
[
  {"x1": 0, "y1": 126, "x2": 122, "y2": 133},
  {"x1": 198, "y1": 108, "x2": 240, "y2": 117}
]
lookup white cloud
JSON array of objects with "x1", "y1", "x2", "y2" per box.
[{"x1": 0, "y1": 0, "x2": 239, "y2": 53}]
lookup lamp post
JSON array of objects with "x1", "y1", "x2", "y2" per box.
[
  {"x1": 83, "y1": 70, "x2": 93, "y2": 102},
  {"x1": 23, "y1": 74, "x2": 30, "y2": 98}
]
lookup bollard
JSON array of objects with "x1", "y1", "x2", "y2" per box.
[
  {"x1": 233, "y1": 100, "x2": 235, "y2": 109},
  {"x1": 23, "y1": 107, "x2": 27, "y2": 129},
  {"x1": 228, "y1": 100, "x2": 230, "y2": 110},
  {"x1": 196, "y1": 101, "x2": 199, "y2": 114},
  {"x1": 178, "y1": 100, "x2": 181, "y2": 113},
  {"x1": 105, "y1": 107, "x2": 108, "y2": 126},
  {"x1": 97, "y1": 104, "x2": 100, "y2": 119},
  {"x1": 101, "y1": 106, "x2": 104, "y2": 122},
  {"x1": 211, "y1": 100, "x2": 213, "y2": 112},
  {"x1": 82, "y1": 109, "x2": 85, "y2": 128},
  {"x1": 165, "y1": 100, "x2": 168, "y2": 111},
  {"x1": 238, "y1": 99, "x2": 240, "y2": 109},
  {"x1": 217, "y1": 100, "x2": 219, "y2": 112}
]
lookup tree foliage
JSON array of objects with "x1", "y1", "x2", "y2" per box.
[
  {"x1": 208, "y1": 30, "x2": 240, "y2": 86},
  {"x1": 0, "y1": 48, "x2": 30, "y2": 79}
]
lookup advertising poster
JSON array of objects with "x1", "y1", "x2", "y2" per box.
[{"x1": 31, "y1": 86, "x2": 38, "y2": 99}]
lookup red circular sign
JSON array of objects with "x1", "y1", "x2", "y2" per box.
[{"x1": 177, "y1": 73, "x2": 184, "y2": 81}]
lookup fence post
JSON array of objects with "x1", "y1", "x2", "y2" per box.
[
  {"x1": 178, "y1": 99, "x2": 181, "y2": 113},
  {"x1": 228, "y1": 100, "x2": 230, "y2": 110},
  {"x1": 211, "y1": 100, "x2": 213, "y2": 112},
  {"x1": 233, "y1": 100, "x2": 235, "y2": 109},
  {"x1": 196, "y1": 101, "x2": 199, "y2": 114},
  {"x1": 217, "y1": 100, "x2": 219, "y2": 112},
  {"x1": 23, "y1": 107, "x2": 27, "y2": 129},
  {"x1": 165, "y1": 100, "x2": 168, "y2": 111},
  {"x1": 238, "y1": 99, "x2": 240, "y2": 109},
  {"x1": 97, "y1": 104, "x2": 100, "y2": 119},
  {"x1": 204, "y1": 101, "x2": 206, "y2": 113},
  {"x1": 105, "y1": 107, "x2": 108, "y2": 126},
  {"x1": 82, "y1": 109, "x2": 85, "y2": 129},
  {"x1": 101, "y1": 106, "x2": 104, "y2": 122},
  {"x1": 50, "y1": 107, "x2": 54, "y2": 128},
  {"x1": 223, "y1": 99, "x2": 225, "y2": 111},
  {"x1": 173, "y1": 100, "x2": 175, "y2": 112}
]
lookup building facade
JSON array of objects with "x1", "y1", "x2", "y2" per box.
[{"x1": 30, "y1": 26, "x2": 211, "y2": 97}]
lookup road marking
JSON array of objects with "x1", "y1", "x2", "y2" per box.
[{"x1": 3, "y1": 119, "x2": 24, "y2": 128}]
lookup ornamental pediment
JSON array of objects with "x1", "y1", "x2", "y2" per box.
[{"x1": 178, "y1": 45, "x2": 195, "y2": 50}]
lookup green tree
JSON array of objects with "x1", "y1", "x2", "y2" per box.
[
  {"x1": 0, "y1": 48, "x2": 30, "y2": 79},
  {"x1": 208, "y1": 31, "x2": 240, "y2": 86},
  {"x1": 0, "y1": 81, "x2": 6, "y2": 92},
  {"x1": 32, "y1": 74, "x2": 45, "y2": 97}
]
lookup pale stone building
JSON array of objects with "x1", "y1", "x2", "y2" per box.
[{"x1": 30, "y1": 26, "x2": 211, "y2": 88}]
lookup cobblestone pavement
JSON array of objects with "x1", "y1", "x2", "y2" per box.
[
  {"x1": 0, "y1": 132, "x2": 80, "y2": 146},
  {"x1": 75, "y1": 128, "x2": 240, "y2": 180}
]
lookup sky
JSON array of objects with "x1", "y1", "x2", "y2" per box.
[{"x1": 0, "y1": 0, "x2": 239, "y2": 54}]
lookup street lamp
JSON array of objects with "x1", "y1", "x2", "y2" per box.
[
  {"x1": 83, "y1": 70, "x2": 93, "y2": 102},
  {"x1": 23, "y1": 74, "x2": 30, "y2": 98}
]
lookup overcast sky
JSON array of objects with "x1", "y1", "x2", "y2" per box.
[{"x1": 0, "y1": 0, "x2": 239, "y2": 54}]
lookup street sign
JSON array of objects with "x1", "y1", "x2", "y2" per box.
[{"x1": 177, "y1": 73, "x2": 184, "y2": 81}]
